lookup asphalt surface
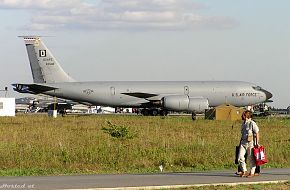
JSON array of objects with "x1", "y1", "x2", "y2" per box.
[{"x1": 0, "y1": 168, "x2": 289, "y2": 190}]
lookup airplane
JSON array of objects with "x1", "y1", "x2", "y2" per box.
[{"x1": 13, "y1": 36, "x2": 273, "y2": 119}]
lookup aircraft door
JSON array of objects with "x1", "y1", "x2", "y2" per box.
[
  {"x1": 184, "y1": 86, "x2": 189, "y2": 95},
  {"x1": 110, "y1": 87, "x2": 115, "y2": 96}
]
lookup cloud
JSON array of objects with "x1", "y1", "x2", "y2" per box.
[
  {"x1": 0, "y1": 0, "x2": 82, "y2": 9},
  {"x1": 0, "y1": 0, "x2": 239, "y2": 31}
]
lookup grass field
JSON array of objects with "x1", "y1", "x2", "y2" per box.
[{"x1": 0, "y1": 114, "x2": 289, "y2": 176}]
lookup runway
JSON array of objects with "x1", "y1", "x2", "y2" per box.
[{"x1": 0, "y1": 168, "x2": 289, "y2": 190}]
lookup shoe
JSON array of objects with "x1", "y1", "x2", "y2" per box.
[
  {"x1": 239, "y1": 172, "x2": 247, "y2": 177},
  {"x1": 247, "y1": 173, "x2": 255, "y2": 178},
  {"x1": 254, "y1": 173, "x2": 260, "y2": 176},
  {"x1": 235, "y1": 171, "x2": 243, "y2": 176}
]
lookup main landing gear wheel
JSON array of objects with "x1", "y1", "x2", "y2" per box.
[
  {"x1": 150, "y1": 109, "x2": 159, "y2": 116},
  {"x1": 141, "y1": 109, "x2": 150, "y2": 116},
  {"x1": 160, "y1": 110, "x2": 168, "y2": 116}
]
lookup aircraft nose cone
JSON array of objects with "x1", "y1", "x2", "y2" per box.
[{"x1": 264, "y1": 90, "x2": 273, "y2": 100}]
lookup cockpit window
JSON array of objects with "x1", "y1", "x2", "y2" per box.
[{"x1": 252, "y1": 86, "x2": 262, "y2": 91}]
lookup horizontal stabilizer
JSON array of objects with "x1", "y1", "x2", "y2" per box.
[{"x1": 12, "y1": 83, "x2": 57, "y2": 94}]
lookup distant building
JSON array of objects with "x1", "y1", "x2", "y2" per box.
[{"x1": 0, "y1": 98, "x2": 15, "y2": 116}]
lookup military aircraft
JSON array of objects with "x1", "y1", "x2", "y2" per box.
[{"x1": 13, "y1": 36, "x2": 272, "y2": 119}]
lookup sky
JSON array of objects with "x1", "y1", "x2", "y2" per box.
[{"x1": 0, "y1": 0, "x2": 289, "y2": 108}]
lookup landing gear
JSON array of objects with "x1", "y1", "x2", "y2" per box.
[
  {"x1": 140, "y1": 108, "x2": 168, "y2": 116},
  {"x1": 159, "y1": 109, "x2": 168, "y2": 116},
  {"x1": 191, "y1": 112, "x2": 196, "y2": 120},
  {"x1": 141, "y1": 109, "x2": 150, "y2": 116},
  {"x1": 150, "y1": 109, "x2": 159, "y2": 116}
]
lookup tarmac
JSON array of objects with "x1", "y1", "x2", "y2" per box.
[{"x1": 0, "y1": 168, "x2": 289, "y2": 190}]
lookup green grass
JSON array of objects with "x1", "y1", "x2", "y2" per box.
[{"x1": 0, "y1": 115, "x2": 289, "y2": 176}]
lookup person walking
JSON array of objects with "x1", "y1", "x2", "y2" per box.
[{"x1": 238, "y1": 110, "x2": 260, "y2": 177}]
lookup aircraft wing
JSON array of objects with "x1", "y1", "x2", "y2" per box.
[
  {"x1": 12, "y1": 83, "x2": 58, "y2": 94},
  {"x1": 121, "y1": 92, "x2": 174, "y2": 107},
  {"x1": 121, "y1": 92, "x2": 158, "y2": 99}
]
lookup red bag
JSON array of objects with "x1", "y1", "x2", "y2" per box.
[{"x1": 253, "y1": 146, "x2": 268, "y2": 166}]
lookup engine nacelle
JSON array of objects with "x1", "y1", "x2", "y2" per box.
[{"x1": 162, "y1": 95, "x2": 209, "y2": 113}]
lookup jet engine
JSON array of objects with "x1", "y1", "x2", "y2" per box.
[{"x1": 162, "y1": 95, "x2": 209, "y2": 113}]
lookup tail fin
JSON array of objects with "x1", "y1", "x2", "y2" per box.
[{"x1": 19, "y1": 36, "x2": 75, "y2": 83}]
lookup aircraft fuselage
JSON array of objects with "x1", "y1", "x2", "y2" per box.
[{"x1": 41, "y1": 81, "x2": 269, "y2": 108}]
